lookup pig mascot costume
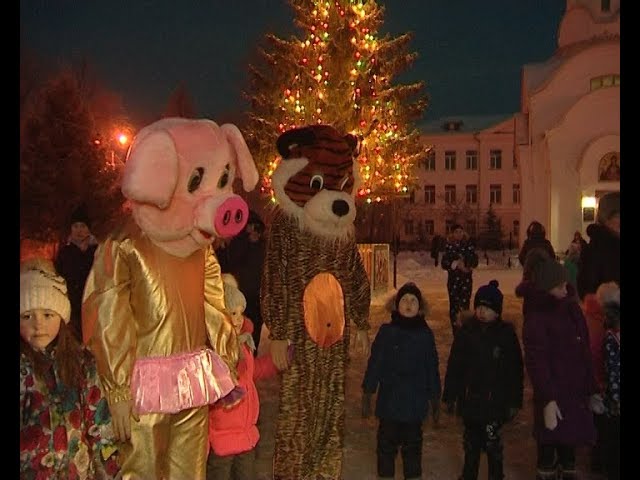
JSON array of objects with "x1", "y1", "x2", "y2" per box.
[
  {"x1": 262, "y1": 124, "x2": 371, "y2": 479},
  {"x1": 82, "y1": 117, "x2": 259, "y2": 479}
]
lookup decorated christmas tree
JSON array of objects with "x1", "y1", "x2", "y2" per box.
[{"x1": 245, "y1": 0, "x2": 428, "y2": 202}]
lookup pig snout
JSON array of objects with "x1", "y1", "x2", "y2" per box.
[{"x1": 214, "y1": 197, "x2": 249, "y2": 238}]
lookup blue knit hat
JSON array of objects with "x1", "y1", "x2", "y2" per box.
[{"x1": 474, "y1": 280, "x2": 503, "y2": 315}]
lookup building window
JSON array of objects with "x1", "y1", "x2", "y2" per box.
[
  {"x1": 424, "y1": 150, "x2": 436, "y2": 171},
  {"x1": 602, "y1": 0, "x2": 610, "y2": 11},
  {"x1": 445, "y1": 151, "x2": 456, "y2": 170},
  {"x1": 513, "y1": 220, "x2": 520, "y2": 236},
  {"x1": 490, "y1": 150, "x2": 502, "y2": 169},
  {"x1": 404, "y1": 190, "x2": 415, "y2": 204},
  {"x1": 513, "y1": 184, "x2": 520, "y2": 204},
  {"x1": 445, "y1": 219, "x2": 455, "y2": 235},
  {"x1": 424, "y1": 185, "x2": 436, "y2": 204},
  {"x1": 445, "y1": 184, "x2": 456, "y2": 204},
  {"x1": 590, "y1": 74, "x2": 620, "y2": 91},
  {"x1": 466, "y1": 150, "x2": 478, "y2": 170},
  {"x1": 466, "y1": 219, "x2": 477, "y2": 237},
  {"x1": 424, "y1": 220, "x2": 434, "y2": 235},
  {"x1": 490, "y1": 184, "x2": 502, "y2": 204},
  {"x1": 466, "y1": 184, "x2": 478, "y2": 204},
  {"x1": 404, "y1": 220, "x2": 414, "y2": 235}
]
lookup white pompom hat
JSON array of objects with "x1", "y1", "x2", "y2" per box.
[
  {"x1": 221, "y1": 273, "x2": 247, "y2": 312},
  {"x1": 20, "y1": 263, "x2": 71, "y2": 323}
]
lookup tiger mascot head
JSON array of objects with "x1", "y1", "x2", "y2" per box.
[{"x1": 272, "y1": 124, "x2": 361, "y2": 239}]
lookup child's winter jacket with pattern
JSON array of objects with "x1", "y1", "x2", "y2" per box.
[
  {"x1": 441, "y1": 239, "x2": 479, "y2": 282},
  {"x1": 208, "y1": 317, "x2": 279, "y2": 456},
  {"x1": 19, "y1": 346, "x2": 119, "y2": 480},
  {"x1": 442, "y1": 315, "x2": 524, "y2": 423}
]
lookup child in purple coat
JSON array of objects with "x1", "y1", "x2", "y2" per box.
[{"x1": 516, "y1": 255, "x2": 600, "y2": 480}]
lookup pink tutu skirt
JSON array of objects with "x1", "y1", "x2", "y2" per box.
[{"x1": 131, "y1": 348, "x2": 241, "y2": 415}]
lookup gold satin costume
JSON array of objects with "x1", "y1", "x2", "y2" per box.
[{"x1": 83, "y1": 221, "x2": 238, "y2": 480}]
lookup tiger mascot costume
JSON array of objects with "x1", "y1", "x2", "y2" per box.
[{"x1": 262, "y1": 124, "x2": 371, "y2": 479}]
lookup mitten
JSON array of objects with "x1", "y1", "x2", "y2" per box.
[
  {"x1": 589, "y1": 393, "x2": 605, "y2": 415},
  {"x1": 361, "y1": 392, "x2": 372, "y2": 419},
  {"x1": 543, "y1": 401, "x2": 563, "y2": 430}
]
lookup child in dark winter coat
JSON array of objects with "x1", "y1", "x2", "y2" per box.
[
  {"x1": 442, "y1": 280, "x2": 524, "y2": 480},
  {"x1": 362, "y1": 282, "x2": 441, "y2": 480},
  {"x1": 517, "y1": 255, "x2": 599, "y2": 480}
]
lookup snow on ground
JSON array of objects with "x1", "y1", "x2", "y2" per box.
[{"x1": 252, "y1": 251, "x2": 604, "y2": 479}]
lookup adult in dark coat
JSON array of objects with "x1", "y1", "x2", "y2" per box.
[
  {"x1": 577, "y1": 191, "x2": 620, "y2": 300},
  {"x1": 518, "y1": 221, "x2": 556, "y2": 269},
  {"x1": 430, "y1": 234, "x2": 443, "y2": 267},
  {"x1": 216, "y1": 210, "x2": 267, "y2": 354},
  {"x1": 54, "y1": 205, "x2": 98, "y2": 341},
  {"x1": 517, "y1": 255, "x2": 598, "y2": 480}
]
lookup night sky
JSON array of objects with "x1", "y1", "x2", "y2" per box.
[{"x1": 20, "y1": 0, "x2": 566, "y2": 126}]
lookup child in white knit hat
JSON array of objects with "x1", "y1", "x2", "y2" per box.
[
  {"x1": 206, "y1": 273, "x2": 288, "y2": 480},
  {"x1": 19, "y1": 258, "x2": 120, "y2": 479}
]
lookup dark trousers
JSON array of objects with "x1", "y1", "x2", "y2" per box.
[
  {"x1": 206, "y1": 449, "x2": 256, "y2": 480},
  {"x1": 536, "y1": 443, "x2": 576, "y2": 479},
  {"x1": 447, "y1": 276, "x2": 472, "y2": 334},
  {"x1": 377, "y1": 419, "x2": 422, "y2": 479},
  {"x1": 591, "y1": 412, "x2": 606, "y2": 472},
  {"x1": 461, "y1": 420, "x2": 504, "y2": 480},
  {"x1": 604, "y1": 415, "x2": 620, "y2": 480}
]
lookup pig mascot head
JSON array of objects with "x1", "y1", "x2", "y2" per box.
[{"x1": 122, "y1": 118, "x2": 259, "y2": 257}]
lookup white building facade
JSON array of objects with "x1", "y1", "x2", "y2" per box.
[
  {"x1": 408, "y1": 0, "x2": 619, "y2": 251},
  {"x1": 516, "y1": 0, "x2": 620, "y2": 251}
]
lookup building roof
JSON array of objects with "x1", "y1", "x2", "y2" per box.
[{"x1": 417, "y1": 114, "x2": 513, "y2": 135}]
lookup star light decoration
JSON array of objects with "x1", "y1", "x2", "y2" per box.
[{"x1": 261, "y1": 0, "x2": 413, "y2": 204}]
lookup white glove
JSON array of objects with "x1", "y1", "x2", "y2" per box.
[
  {"x1": 589, "y1": 393, "x2": 605, "y2": 414},
  {"x1": 543, "y1": 400, "x2": 563, "y2": 431}
]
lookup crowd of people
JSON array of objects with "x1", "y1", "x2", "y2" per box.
[{"x1": 20, "y1": 190, "x2": 620, "y2": 479}]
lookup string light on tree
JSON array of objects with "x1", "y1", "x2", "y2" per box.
[{"x1": 245, "y1": 0, "x2": 428, "y2": 201}]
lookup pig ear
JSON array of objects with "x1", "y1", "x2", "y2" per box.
[
  {"x1": 121, "y1": 130, "x2": 178, "y2": 209},
  {"x1": 220, "y1": 123, "x2": 259, "y2": 192}
]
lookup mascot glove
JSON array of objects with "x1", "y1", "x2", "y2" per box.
[
  {"x1": 354, "y1": 329, "x2": 371, "y2": 357},
  {"x1": 110, "y1": 399, "x2": 139, "y2": 443},
  {"x1": 589, "y1": 393, "x2": 605, "y2": 415},
  {"x1": 361, "y1": 392, "x2": 373, "y2": 419},
  {"x1": 271, "y1": 339, "x2": 290, "y2": 371},
  {"x1": 543, "y1": 400, "x2": 563, "y2": 431}
]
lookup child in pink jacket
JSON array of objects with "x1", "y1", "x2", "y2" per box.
[{"x1": 207, "y1": 274, "x2": 283, "y2": 480}]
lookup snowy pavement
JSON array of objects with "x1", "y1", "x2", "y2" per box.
[{"x1": 251, "y1": 253, "x2": 605, "y2": 479}]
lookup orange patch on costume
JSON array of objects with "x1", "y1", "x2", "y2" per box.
[{"x1": 303, "y1": 273, "x2": 345, "y2": 347}]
